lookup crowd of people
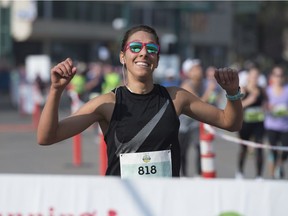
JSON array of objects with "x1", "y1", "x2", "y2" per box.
[
  {"x1": 65, "y1": 61, "x2": 122, "y2": 103},
  {"x1": 235, "y1": 64, "x2": 288, "y2": 180},
  {"x1": 175, "y1": 60, "x2": 288, "y2": 180},
  {"x1": 160, "y1": 57, "x2": 288, "y2": 180}
]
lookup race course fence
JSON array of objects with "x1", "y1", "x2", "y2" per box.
[{"x1": 0, "y1": 174, "x2": 287, "y2": 216}]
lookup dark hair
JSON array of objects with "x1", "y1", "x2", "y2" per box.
[
  {"x1": 120, "y1": 25, "x2": 160, "y2": 52},
  {"x1": 248, "y1": 66, "x2": 260, "y2": 73}
]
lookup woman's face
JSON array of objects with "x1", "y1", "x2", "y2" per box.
[
  {"x1": 247, "y1": 68, "x2": 259, "y2": 85},
  {"x1": 188, "y1": 65, "x2": 203, "y2": 81},
  {"x1": 205, "y1": 66, "x2": 215, "y2": 79},
  {"x1": 271, "y1": 67, "x2": 285, "y2": 86},
  {"x1": 120, "y1": 31, "x2": 159, "y2": 79}
]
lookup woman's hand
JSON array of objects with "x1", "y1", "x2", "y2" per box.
[
  {"x1": 50, "y1": 58, "x2": 77, "y2": 91},
  {"x1": 214, "y1": 68, "x2": 239, "y2": 95}
]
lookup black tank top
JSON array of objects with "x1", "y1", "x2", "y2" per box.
[
  {"x1": 243, "y1": 86, "x2": 265, "y2": 108},
  {"x1": 104, "y1": 84, "x2": 180, "y2": 176}
]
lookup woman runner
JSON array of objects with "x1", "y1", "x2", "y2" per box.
[{"x1": 37, "y1": 25, "x2": 243, "y2": 178}]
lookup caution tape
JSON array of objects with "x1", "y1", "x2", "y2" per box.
[
  {"x1": 203, "y1": 124, "x2": 288, "y2": 152},
  {"x1": 67, "y1": 90, "x2": 84, "y2": 113}
]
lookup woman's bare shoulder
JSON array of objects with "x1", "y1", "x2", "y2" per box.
[
  {"x1": 166, "y1": 86, "x2": 200, "y2": 115},
  {"x1": 166, "y1": 86, "x2": 189, "y2": 115},
  {"x1": 166, "y1": 86, "x2": 189, "y2": 98},
  {"x1": 76, "y1": 91, "x2": 116, "y2": 115},
  {"x1": 90, "y1": 91, "x2": 116, "y2": 109}
]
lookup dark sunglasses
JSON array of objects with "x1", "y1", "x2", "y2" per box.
[{"x1": 124, "y1": 41, "x2": 160, "y2": 54}]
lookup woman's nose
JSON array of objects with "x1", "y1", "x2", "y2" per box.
[{"x1": 139, "y1": 45, "x2": 148, "y2": 56}]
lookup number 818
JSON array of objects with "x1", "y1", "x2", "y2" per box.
[{"x1": 138, "y1": 165, "x2": 157, "y2": 175}]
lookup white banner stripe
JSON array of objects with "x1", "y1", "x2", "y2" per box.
[{"x1": 203, "y1": 124, "x2": 288, "y2": 151}]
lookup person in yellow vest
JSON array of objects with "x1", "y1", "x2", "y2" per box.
[
  {"x1": 69, "y1": 62, "x2": 87, "y2": 101},
  {"x1": 101, "y1": 63, "x2": 121, "y2": 94}
]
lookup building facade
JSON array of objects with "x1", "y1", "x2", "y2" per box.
[
  {"x1": 1, "y1": 1, "x2": 238, "y2": 68},
  {"x1": 2, "y1": 1, "x2": 270, "y2": 70}
]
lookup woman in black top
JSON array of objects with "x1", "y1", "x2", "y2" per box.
[
  {"x1": 236, "y1": 67, "x2": 267, "y2": 179},
  {"x1": 37, "y1": 25, "x2": 243, "y2": 177}
]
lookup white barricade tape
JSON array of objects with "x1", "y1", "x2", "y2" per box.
[
  {"x1": 203, "y1": 124, "x2": 288, "y2": 152},
  {"x1": 67, "y1": 90, "x2": 84, "y2": 113}
]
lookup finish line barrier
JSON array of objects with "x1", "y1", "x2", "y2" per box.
[
  {"x1": 68, "y1": 89, "x2": 84, "y2": 167},
  {"x1": 200, "y1": 122, "x2": 216, "y2": 178},
  {"x1": 0, "y1": 174, "x2": 287, "y2": 216},
  {"x1": 203, "y1": 123, "x2": 288, "y2": 151}
]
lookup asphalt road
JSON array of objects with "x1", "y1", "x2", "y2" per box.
[{"x1": 0, "y1": 93, "x2": 287, "y2": 180}]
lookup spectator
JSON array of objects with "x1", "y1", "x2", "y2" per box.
[
  {"x1": 85, "y1": 62, "x2": 104, "y2": 100},
  {"x1": 235, "y1": 66, "x2": 267, "y2": 179},
  {"x1": 69, "y1": 61, "x2": 87, "y2": 101},
  {"x1": 202, "y1": 66, "x2": 223, "y2": 107},
  {"x1": 160, "y1": 67, "x2": 180, "y2": 87},
  {"x1": 178, "y1": 59, "x2": 205, "y2": 177},
  {"x1": 101, "y1": 63, "x2": 121, "y2": 94},
  {"x1": 239, "y1": 60, "x2": 267, "y2": 88},
  {"x1": 264, "y1": 65, "x2": 288, "y2": 179}
]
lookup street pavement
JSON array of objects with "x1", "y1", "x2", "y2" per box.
[{"x1": 0, "y1": 93, "x2": 287, "y2": 180}]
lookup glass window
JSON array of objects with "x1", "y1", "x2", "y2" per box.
[
  {"x1": 89, "y1": 2, "x2": 104, "y2": 22},
  {"x1": 36, "y1": 1, "x2": 44, "y2": 18},
  {"x1": 45, "y1": 1, "x2": 123, "y2": 23},
  {"x1": 130, "y1": 8, "x2": 143, "y2": 25},
  {"x1": 153, "y1": 9, "x2": 171, "y2": 27},
  {"x1": 51, "y1": 41, "x2": 90, "y2": 62},
  {"x1": 195, "y1": 45, "x2": 227, "y2": 68}
]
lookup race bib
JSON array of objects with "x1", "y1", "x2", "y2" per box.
[
  {"x1": 244, "y1": 106, "x2": 265, "y2": 122},
  {"x1": 120, "y1": 150, "x2": 172, "y2": 178},
  {"x1": 272, "y1": 104, "x2": 288, "y2": 117}
]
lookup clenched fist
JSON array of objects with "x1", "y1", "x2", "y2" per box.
[
  {"x1": 50, "y1": 58, "x2": 77, "y2": 91},
  {"x1": 214, "y1": 68, "x2": 239, "y2": 95}
]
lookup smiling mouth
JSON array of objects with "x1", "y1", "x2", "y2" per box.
[{"x1": 135, "y1": 62, "x2": 150, "y2": 67}]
